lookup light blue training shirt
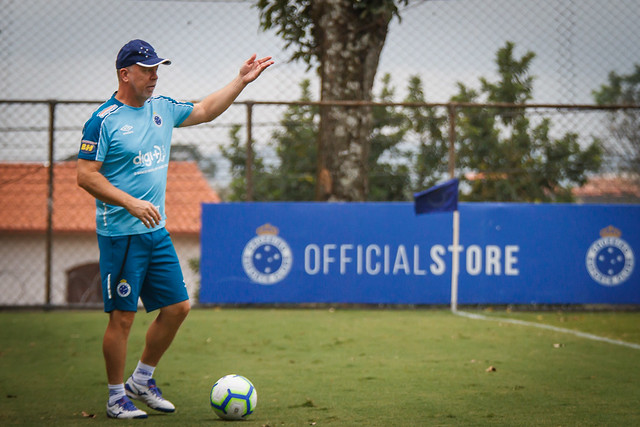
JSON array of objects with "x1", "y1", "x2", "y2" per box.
[{"x1": 79, "y1": 93, "x2": 194, "y2": 236}]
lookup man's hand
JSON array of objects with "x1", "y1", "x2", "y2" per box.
[
  {"x1": 77, "y1": 159, "x2": 161, "y2": 228},
  {"x1": 179, "y1": 54, "x2": 274, "y2": 128},
  {"x1": 239, "y1": 54, "x2": 274, "y2": 85},
  {"x1": 125, "y1": 199, "x2": 162, "y2": 229}
]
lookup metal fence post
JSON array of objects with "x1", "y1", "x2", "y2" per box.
[
  {"x1": 447, "y1": 104, "x2": 457, "y2": 179},
  {"x1": 45, "y1": 100, "x2": 55, "y2": 307},
  {"x1": 245, "y1": 102, "x2": 254, "y2": 201}
]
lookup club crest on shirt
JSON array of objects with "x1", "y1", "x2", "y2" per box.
[
  {"x1": 153, "y1": 113, "x2": 163, "y2": 127},
  {"x1": 585, "y1": 225, "x2": 634, "y2": 286}
]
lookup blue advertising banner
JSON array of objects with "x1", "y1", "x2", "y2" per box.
[{"x1": 200, "y1": 203, "x2": 639, "y2": 305}]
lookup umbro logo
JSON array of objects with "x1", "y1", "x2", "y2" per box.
[{"x1": 120, "y1": 125, "x2": 134, "y2": 135}]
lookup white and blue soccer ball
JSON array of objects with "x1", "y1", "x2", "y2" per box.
[{"x1": 210, "y1": 374, "x2": 257, "y2": 420}]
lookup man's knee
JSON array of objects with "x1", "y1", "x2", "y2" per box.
[
  {"x1": 108, "y1": 310, "x2": 136, "y2": 332},
  {"x1": 161, "y1": 300, "x2": 190, "y2": 321}
]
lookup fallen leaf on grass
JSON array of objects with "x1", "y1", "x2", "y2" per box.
[
  {"x1": 81, "y1": 411, "x2": 96, "y2": 418},
  {"x1": 486, "y1": 365, "x2": 497, "y2": 372},
  {"x1": 553, "y1": 343, "x2": 564, "y2": 348}
]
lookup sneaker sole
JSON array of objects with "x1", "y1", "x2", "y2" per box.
[
  {"x1": 106, "y1": 411, "x2": 148, "y2": 419},
  {"x1": 125, "y1": 390, "x2": 176, "y2": 413},
  {"x1": 106, "y1": 405, "x2": 148, "y2": 419}
]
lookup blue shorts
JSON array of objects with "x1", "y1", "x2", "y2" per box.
[{"x1": 97, "y1": 228, "x2": 189, "y2": 313}]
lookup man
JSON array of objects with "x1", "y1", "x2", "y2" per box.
[{"x1": 77, "y1": 39, "x2": 272, "y2": 419}]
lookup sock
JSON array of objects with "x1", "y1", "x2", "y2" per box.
[
  {"x1": 132, "y1": 361, "x2": 155, "y2": 385},
  {"x1": 108, "y1": 384, "x2": 126, "y2": 406}
]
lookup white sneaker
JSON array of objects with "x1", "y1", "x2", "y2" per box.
[
  {"x1": 125, "y1": 377, "x2": 176, "y2": 413},
  {"x1": 106, "y1": 396, "x2": 148, "y2": 419}
]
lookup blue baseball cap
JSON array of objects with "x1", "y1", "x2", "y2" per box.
[{"x1": 116, "y1": 39, "x2": 171, "y2": 69}]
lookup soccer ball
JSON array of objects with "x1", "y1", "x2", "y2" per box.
[{"x1": 210, "y1": 374, "x2": 257, "y2": 420}]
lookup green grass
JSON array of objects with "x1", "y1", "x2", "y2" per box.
[{"x1": 1, "y1": 308, "x2": 639, "y2": 426}]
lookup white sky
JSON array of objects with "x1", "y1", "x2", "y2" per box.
[
  {"x1": 2, "y1": 0, "x2": 638, "y2": 104},
  {"x1": 1, "y1": 0, "x2": 638, "y2": 181}
]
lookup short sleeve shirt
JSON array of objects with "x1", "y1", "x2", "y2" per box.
[{"x1": 79, "y1": 93, "x2": 194, "y2": 236}]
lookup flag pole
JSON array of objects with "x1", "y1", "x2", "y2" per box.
[
  {"x1": 451, "y1": 209, "x2": 460, "y2": 312},
  {"x1": 412, "y1": 177, "x2": 460, "y2": 311}
]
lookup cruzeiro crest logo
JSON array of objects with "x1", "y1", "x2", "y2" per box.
[
  {"x1": 585, "y1": 225, "x2": 635, "y2": 286},
  {"x1": 242, "y1": 223, "x2": 293, "y2": 285},
  {"x1": 117, "y1": 279, "x2": 132, "y2": 297}
]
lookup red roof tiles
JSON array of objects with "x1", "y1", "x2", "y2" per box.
[
  {"x1": 0, "y1": 161, "x2": 220, "y2": 234},
  {"x1": 572, "y1": 174, "x2": 640, "y2": 199}
]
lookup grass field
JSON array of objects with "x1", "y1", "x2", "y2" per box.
[{"x1": 1, "y1": 308, "x2": 639, "y2": 426}]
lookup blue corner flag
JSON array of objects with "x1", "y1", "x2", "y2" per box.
[{"x1": 413, "y1": 178, "x2": 459, "y2": 214}]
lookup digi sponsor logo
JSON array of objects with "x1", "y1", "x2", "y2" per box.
[{"x1": 133, "y1": 144, "x2": 167, "y2": 167}]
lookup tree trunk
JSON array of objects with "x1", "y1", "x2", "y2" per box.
[{"x1": 311, "y1": 0, "x2": 393, "y2": 201}]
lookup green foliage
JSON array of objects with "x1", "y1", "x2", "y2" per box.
[
  {"x1": 255, "y1": 0, "x2": 315, "y2": 67},
  {"x1": 593, "y1": 64, "x2": 640, "y2": 105},
  {"x1": 219, "y1": 124, "x2": 270, "y2": 201},
  {"x1": 452, "y1": 42, "x2": 602, "y2": 202},
  {"x1": 222, "y1": 78, "x2": 417, "y2": 201},
  {"x1": 269, "y1": 80, "x2": 319, "y2": 200},
  {"x1": 369, "y1": 73, "x2": 411, "y2": 201},
  {"x1": 592, "y1": 64, "x2": 640, "y2": 173},
  {"x1": 221, "y1": 39, "x2": 602, "y2": 202},
  {"x1": 402, "y1": 75, "x2": 449, "y2": 190},
  {"x1": 255, "y1": 0, "x2": 408, "y2": 69},
  {"x1": 221, "y1": 81, "x2": 318, "y2": 201}
]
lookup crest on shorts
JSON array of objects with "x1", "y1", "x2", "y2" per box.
[
  {"x1": 117, "y1": 279, "x2": 132, "y2": 297},
  {"x1": 242, "y1": 224, "x2": 293, "y2": 285},
  {"x1": 585, "y1": 225, "x2": 635, "y2": 286}
]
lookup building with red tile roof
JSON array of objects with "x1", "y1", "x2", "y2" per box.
[
  {"x1": 0, "y1": 161, "x2": 220, "y2": 305},
  {"x1": 572, "y1": 174, "x2": 640, "y2": 204},
  {"x1": 0, "y1": 161, "x2": 220, "y2": 234}
]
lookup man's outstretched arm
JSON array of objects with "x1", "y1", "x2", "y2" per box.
[{"x1": 180, "y1": 54, "x2": 273, "y2": 127}]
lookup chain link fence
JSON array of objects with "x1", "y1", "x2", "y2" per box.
[{"x1": 1, "y1": 0, "x2": 639, "y2": 307}]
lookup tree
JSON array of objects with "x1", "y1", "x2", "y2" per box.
[
  {"x1": 220, "y1": 124, "x2": 271, "y2": 201},
  {"x1": 592, "y1": 65, "x2": 640, "y2": 175},
  {"x1": 401, "y1": 75, "x2": 449, "y2": 191},
  {"x1": 268, "y1": 79, "x2": 319, "y2": 200},
  {"x1": 368, "y1": 73, "x2": 410, "y2": 201},
  {"x1": 221, "y1": 76, "x2": 412, "y2": 201},
  {"x1": 221, "y1": 81, "x2": 317, "y2": 201},
  {"x1": 452, "y1": 42, "x2": 602, "y2": 202},
  {"x1": 256, "y1": 0, "x2": 408, "y2": 201}
]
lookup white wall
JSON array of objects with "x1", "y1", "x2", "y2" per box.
[{"x1": 0, "y1": 233, "x2": 202, "y2": 306}]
